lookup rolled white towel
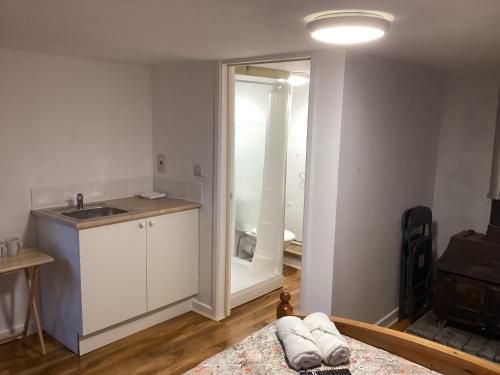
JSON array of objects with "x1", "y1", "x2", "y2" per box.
[
  {"x1": 276, "y1": 316, "x2": 322, "y2": 370},
  {"x1": 303, "y1": 312, "x2": 351, "y2": 366}
]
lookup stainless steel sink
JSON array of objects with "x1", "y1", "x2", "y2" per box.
[{"x1": 62, "y1": 206, "x2": 129, "y2": 221}]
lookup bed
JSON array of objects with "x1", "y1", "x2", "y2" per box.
[{"x1": 185, "y1": 292, "x2": 499, "y2": 375}]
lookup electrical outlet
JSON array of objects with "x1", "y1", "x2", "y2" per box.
[
  {"x1": 193, "y1": 164, "x2": 203, "y2": 177},
  {"x1": 157, "y1": 154, "x2": 166, "y2": 173}
]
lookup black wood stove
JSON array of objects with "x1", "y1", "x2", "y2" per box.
[
  {"x1": 434, "y1": 93, "x2": 500, "y2": 336},
  {"x1": 434, "y1": 229, "x2": 500, "y2": 335}
]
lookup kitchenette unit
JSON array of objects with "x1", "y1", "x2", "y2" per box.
[{"x1": 32, "y1": 196, "x2": 200, "y2": 355}]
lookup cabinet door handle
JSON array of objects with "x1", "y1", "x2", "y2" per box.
[
  {"x1": 139, "y1": 221, "x2": 145, "y2": 229},
  {"x1": 148, "y1": 220, "x2": 155, "y2": 227}
]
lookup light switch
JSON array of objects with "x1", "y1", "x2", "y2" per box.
[
  {"x1": 193, "y1": 164, "x2": 203, "y2": 177},
  {"x1": 157, "y1": 154, "x2": 166, "y2": 173}
]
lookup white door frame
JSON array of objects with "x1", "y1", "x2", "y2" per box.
[{"x1": 212, "y1": 52, "x2": 313, "y2": 320}]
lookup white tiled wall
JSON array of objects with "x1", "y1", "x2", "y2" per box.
[{"x1": 31, "y1": 175, "x2": 153, "y2": 210}]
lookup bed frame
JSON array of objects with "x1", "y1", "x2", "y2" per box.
[{"x1": 276, "y1": 291, "x2": 499, "y2": 375}]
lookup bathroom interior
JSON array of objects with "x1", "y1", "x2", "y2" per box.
[{"x1": 230, "y1": 59, "x2": 310, "y2": 308}]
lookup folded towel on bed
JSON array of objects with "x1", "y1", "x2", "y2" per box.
[
  {"x1": 303, "y1": 312, "x2": 351, "y2": 366},
  {"x1": 276, "y1": 316, "x2": 322, "y2": 370}
]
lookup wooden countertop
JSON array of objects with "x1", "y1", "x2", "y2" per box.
[
  {"x1": 0, "y1": 248, "x2": 54, "y2": 274},
  {"x1": 32, "y1": 196, "x2": 201, "y2": 230}
]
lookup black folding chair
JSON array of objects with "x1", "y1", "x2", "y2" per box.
[{"x1": 399, "y1": 206, "x2": 433, "y2": 322}]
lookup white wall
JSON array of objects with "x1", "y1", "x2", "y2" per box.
[
  {"x1": 0, "y1": 48, "x2": 153, "y2": 335},
  {"x1": 151, "y1": 62, "x2": 215, "y2": 311},
  {"x1": 433, "y1": 75, "x2": 500, "y2": 256},
  {"x1": 331, "y1": 54, "x2": 444, "y2": 323},
  {"x1": 301, "y1": 50, "x2": 346, "y2": 314},
  {"x1": 285, "y1": 83, "x2": 309, "y2": 242},
  {"x1": 147, "y1": 56, "x2": 498, "y2": 325}
]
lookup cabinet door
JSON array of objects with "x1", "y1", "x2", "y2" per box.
[
  {"x1": 147, "y1": 209, "x2": 199, "y2": 311},
  {"x1": 79, "y1": 219, "x2": 147, "y2": 334}
]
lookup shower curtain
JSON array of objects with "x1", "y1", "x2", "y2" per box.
[{"x1": 249, "y1": 81, "x2": 292, "y2": 278}]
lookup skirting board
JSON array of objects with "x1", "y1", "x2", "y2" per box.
[
  {"x1": 0, "y1": 322, "x2": 36, "y2": 342},
  {"x1": 230, "y1": 275, "x2": 283, "y2": 309},
  {"x1": 193, "y1": 300, "x2": 219, "y2": 321},
  {"x1": 78, "y1": 298, "x2": 193, "y2": 355},
  {"x1": 375, "y1": 307, "x2": 399, "y2": 327}
]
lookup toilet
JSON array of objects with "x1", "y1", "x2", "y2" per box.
[
  {"x1": 283, "y1": 229, "x2": 296, "y2": 248},
  {"x1": 247, "y1": 227, "x2": 296, "y2": 249}
]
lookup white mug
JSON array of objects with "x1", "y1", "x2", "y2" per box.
[
  {"x1": 0, "y1": 241, "x2": 6, "y2": 258},
  {"x1": 5, "y1": 237, "x2": 23, "y2": 257}
]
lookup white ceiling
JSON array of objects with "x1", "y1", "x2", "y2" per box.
[{"x1": 1, "y1": 0, "x2": 500, "y2": 72}]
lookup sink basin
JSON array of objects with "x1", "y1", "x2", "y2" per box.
[{"x1": 62, "y1": 206, "x2": 129, "y2": 221}]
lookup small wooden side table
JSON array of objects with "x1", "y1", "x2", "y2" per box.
[{"x1": 0, "y1": 248, "x2": 54, "y2": 355}]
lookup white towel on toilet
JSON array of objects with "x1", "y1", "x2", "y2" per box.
[
  {"x1": 238, "y1": 235, "x2": 256, "y2": 258},
  {"x1": 303, "y1": 312, "x2": 351, "y2": 366},
  {"x1": 276, "y1": 316, "x2": 322, "y2": 370}
]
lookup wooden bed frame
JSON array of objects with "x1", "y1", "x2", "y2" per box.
[{"x1": 276, "y1": 291, "x2": 499, "y2": 375}]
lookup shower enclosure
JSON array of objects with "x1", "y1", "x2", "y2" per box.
[{"x1": 229, "y1": 68, "x2": 292, "y2": 308}]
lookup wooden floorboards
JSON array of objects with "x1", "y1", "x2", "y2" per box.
[
  {"x1": 390, "y1": 319, "x2": 410, "y2": 332},
  {"x1": 0, "y1": 266, "x2": 300, "y2": 375}
]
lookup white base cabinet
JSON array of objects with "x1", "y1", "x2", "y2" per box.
[
  {"x1": 147, "y1": 209, "x2": 199, "y2": 311},
  {"x1": 80, "y1": 219, "x2": 148, "y2": 334},
  {"x1": 38, "y1": 208, "x2": 199, "y2": 354}
]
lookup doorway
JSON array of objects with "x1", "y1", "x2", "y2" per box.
[{"x1": 226, "y1": 59, "x2": 311, "y2": 309}]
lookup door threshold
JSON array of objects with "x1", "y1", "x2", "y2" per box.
[{"x1": 230, "y1": 275, "x2": 283, "y2": 308}]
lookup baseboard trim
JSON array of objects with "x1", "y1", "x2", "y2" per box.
[
  {"x1": 78, "y1": 298, "x2": 193, "y2": 355},
  {"x1": 193, "y1": 300, "x2": 219, "y2": 321},
  {"x1": 375, "y1": 307, "x2": 399, "y2": 327},
  {"x1": 0, "y1": 322, "x2": 36, "y2": 341}
]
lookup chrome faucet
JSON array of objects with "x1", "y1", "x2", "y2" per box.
[{"x1": 76, "y1": 193, "x2": 84, "y2": 210}]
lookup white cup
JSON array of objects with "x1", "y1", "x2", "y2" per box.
[
  {"x1": 5, "y1": 237, "x2": 23, "y2": 257},
  {"x1": 0, "y1": 241, "x2": 6, "y2": 258}
]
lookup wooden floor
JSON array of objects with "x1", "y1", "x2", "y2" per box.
[
  {"x1": 390, "y1": 319, "x2": 410, "y2": 332},
  {"x1": 0, "y1": 266, "x2": 300, "y2": 375}
]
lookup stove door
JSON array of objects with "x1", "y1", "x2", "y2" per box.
[
  {"x1": 434, "y1": 272, "x2": 486, "y2": 329},
  {"x1": 485, "y1": 286, "x2": 500, "y2": 335}
]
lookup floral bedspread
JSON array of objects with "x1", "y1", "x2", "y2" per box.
[{"x1": 184, "y1": 322, "x2": 441, "y2": 375}]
